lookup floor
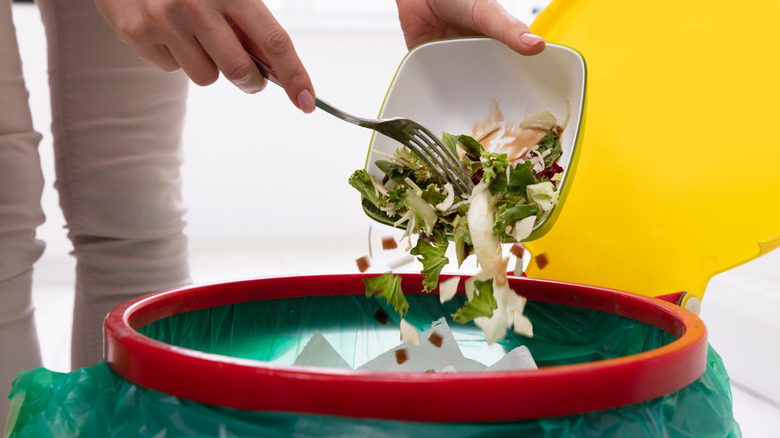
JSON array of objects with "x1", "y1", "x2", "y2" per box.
[{"x1": 11, "y1": 1, "x2": 780, "y2": 436}]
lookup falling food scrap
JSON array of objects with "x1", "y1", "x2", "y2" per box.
[
  {"x1": 400, "y1": 318, "x2": 420, "y2": 346},
  {"x1": 395, "y1": 348, "x2": 409, "y2": 365},
  {"x1": 355, "y1": 255, "x2": 371, "y2": 273},
  {"x1": 437, "y1": 277, "x2": 460, "y2": 304},
  {"x1": 535, "y1": 253, "x2": 549, "y2": 269},
  {"x1": 382, "y1": 236, "x2": 398, "y2": 250},
  {"x1": 427, "y1": 331, "x2": 444, "y2": 348},
  {"x1": 373, "y1": 308, "x2": 389, "y2": 325},
  {"x1": 510, "y1": 243, "x2": 526, "y2": 258},
  {"x1": 387, "y1": 254, "x2": 416, "y2": 270}
]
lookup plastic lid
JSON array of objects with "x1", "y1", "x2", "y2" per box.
[{"x1": 523, "y1": 0, "x2": 780, "y2": 300}]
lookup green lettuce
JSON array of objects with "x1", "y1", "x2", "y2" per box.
[
  {"x1": 409, "y1": 229, "x2": 449, "y2": 292},
  {"x1": 403, "y1": 192, "x2": 438, "y2": 235},
  {"x1": 375, "y1": 160, "x2": 412, "y2": 181},
  {"x1": 494, "y1": 203, "x2": 539, "y2": 237},
  {"x1": 452, "y1": 280, "x2": 497, "y2": 323},
  {"x1": 452, "y1": 215, "x2": 473, "y2": 267},
  {"x1": 507, "y1": 161, "x2": 539, "y2": 198},
  {"x1": 536, "y1": 130, "x2": 562, "y2": 167},
  {"x1": 348, "y1": 170, "x2": 384, "y2": 209},
  {"x1": 352, "y1": 121, "x2": 564, "y2": 332},
  {"x1": 442, "y1": 132, "x2": 483, "y2": 159},
  {"x1": 479, "y1": 151, "x2": 510, "y2": 184},
  {"x1": 526, "y1": 181, "x2": 559, "y2": 212},
  {"x1": 364, "y1": 272, "x2": 408, "y2": 316}
]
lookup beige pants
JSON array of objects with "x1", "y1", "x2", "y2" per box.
[{"x1": 1, "y1": 0, "x2": 191, "y2": 423}]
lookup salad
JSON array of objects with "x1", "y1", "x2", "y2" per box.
[{"x1": 349, "y1": 109, "x2": 565, "y2": 344}]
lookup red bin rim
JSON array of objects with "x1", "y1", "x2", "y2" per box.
[{"x1": 104, "y1": 273, "x2": 708, "y2": 422}]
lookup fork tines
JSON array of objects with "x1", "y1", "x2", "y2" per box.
[{"x1": 405, "y1": 124, "x2": 473, "y2": 196}]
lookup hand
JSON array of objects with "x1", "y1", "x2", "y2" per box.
[
  {"x1": 93, "y1": 0, "x2": 317, "y2": 112},
  {"x1": 395, "y1": 0, "x2": 545, "y2": 55}
]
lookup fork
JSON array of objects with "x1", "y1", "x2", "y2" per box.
[{"x1": 248, "y1": 53, "x2": 474, "y2": 195}]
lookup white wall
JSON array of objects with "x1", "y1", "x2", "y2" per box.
[{"x1": 703, "y1": 252, "x2": 780, "y2": 404}]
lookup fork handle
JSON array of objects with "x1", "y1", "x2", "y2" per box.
[
  {"x1": 248, "y1": 52, "x2": 371, "y2": 127},
  {"x1": 247, "y1": 52, "x2": 282, "y2": 88}
]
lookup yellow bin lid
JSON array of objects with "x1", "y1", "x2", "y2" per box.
[{"x1": 524, "y1": 0, "x2": 780, "y2": 302}]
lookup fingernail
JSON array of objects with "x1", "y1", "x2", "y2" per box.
[
  {"x1": 297, "y1": 89, "x2": 316, "y2": 114},
  {"x1": 519, "y1": 32, "x2": 546, "y2": 47}
]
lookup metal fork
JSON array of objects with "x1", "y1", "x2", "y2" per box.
[{"x1": 248, "y1": 54, "x2": 474, "y2": 195}]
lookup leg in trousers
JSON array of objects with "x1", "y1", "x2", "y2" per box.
[
  {"x1": 37, "y1": 0, "x2": 192, "y2": 370},
  {"x1": 0, "y1": 0, "x2": 45, "y2": 428}
]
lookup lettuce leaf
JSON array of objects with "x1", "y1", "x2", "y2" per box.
[
  {"x1": 479, "y1": 151, "x2": 510, "y2": 185},
  {"x1": 420, "y1": 183, "x2": 448, "y2": 206},
  {"x1": 442, "y1": 132, "x2": 484, "y2": 159},
  {"x1": 375, "y1": 159, "x2": 412, "y2": 181},
  {"x1": 409, "y1": 229, "x2": 450, "y2": 292},
  {"x1": 348, "y1": 170, "x2": 384, "y2": 209},
  {"x1": 452, "y1": 280, "x2": 497, "y2": 323},
  {"x1": 536, "y1": 130, "x2": 562, "y2": 167},
  {"x1": 526, "y1": 181, "x2": 559, "y2": 212},
  {"x1": 494, "y1": 203, "x2": 539, "y2": 236},
  {"x1": 404, "y1": 192, "x2": 438, "y2": 235},
  {"x1": 452, "y1": 215, "x2": 473, "y2": 267},
  {"x1": 507, "y1": 161, "x2": 539, "y2": 198},
  {"x1": 364, "y1": 272, "x2": 408, "y2": 316},
  {"x1": 394, "y1": 148, "x2": 435, "y2": 182}
]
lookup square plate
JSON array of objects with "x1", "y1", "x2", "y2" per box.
[{"x1": 362, "y1": 38, "x2": 586, "y2": 241}]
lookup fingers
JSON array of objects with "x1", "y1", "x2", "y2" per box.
[
  {"x1": 163, "y1": 34, "x2": 222, "y2": 87},
  {"x1": 470, "y1": 0, "x2": 546, "y2": 55},
  {"x1": 104, "y1": 0, "x2": 236, "y2": 88},
  {"x1": 100, "y1": 2, "x2": 187, "y2": 73},
  {"x1": 132, "y1": 43, "x2": 183, "y2": 73},
  {"x1": 192, "y1": 12, "x2": 267, "y2": 93},
  {"x1": 228, "y1": 2, "x2": 316, "y2": 112},
  {"x1": 96, "y1": 0, "x2": 314, "y2": 112},
  {"x1": 146, "y1": 3, "x2": 265, "y2": 92},
  {"x1": 420, "y1": 0, "x2": 546, "y2": 56}
]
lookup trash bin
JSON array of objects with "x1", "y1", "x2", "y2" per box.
[{"x1": 5, "y1": 274, "x2": 739, "y2": 437}]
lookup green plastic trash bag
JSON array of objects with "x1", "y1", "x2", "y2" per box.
[{"x1": 5, "y1": 295, "x2": 741, "y2": 437}]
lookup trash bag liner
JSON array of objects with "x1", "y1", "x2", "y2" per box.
[{"x1": 5, "y1": 292, "x2": 741, "y2": 437}]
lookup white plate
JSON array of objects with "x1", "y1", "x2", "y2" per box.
[{"x1": 363, "y1": 38, "x2": 586, "y2": 241}]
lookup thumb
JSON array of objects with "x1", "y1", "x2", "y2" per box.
[{"x1": 471, "y1": 1, "x2": 546, "y2": 55}]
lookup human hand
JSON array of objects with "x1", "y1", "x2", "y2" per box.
[
  {"x1": 93, "y1": 0, "x2": 317, "y2": 112},
  {"x1": 395, "y1": 0, "x2": 545, "y2": 55}
]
